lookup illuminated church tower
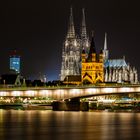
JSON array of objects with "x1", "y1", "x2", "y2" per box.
[
  {"x1": 103, "y1": 32, "x2": 109, "y2": 62},
  {"x1": 80, "y1": 9, "x2": 90, "y2": 55},
  {"x1": 60, "y1": 8, "x2": 90, "y2": 81},
  {"x1": 81, "y1": 34, "x2": 104, "y2": 84},
  {"x1": 60, "y1": 8, "x2": 81, "y2": 81}
]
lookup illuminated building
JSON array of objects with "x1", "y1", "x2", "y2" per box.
[
  {"x1": 60, "y1": 8, "x2": 138, "y2": 84},
  {"x1": 10, "y1": 50, "x2": 20, "y2": 73},
  {"x1": 81, "y1": 34, "x2": 104, "y2": 84},
  {"x1": 60, "y1": 8, "x2": 90, "y2": 81},
  {"x1": 103, "y1": 33, "x2": 138, "y2": 84}
]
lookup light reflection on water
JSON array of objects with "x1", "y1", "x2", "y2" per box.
[{"x1": 0, "y1": 110, "x2": 140, "y2": 140}]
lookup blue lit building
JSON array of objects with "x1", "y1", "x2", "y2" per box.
[{"x1": 10, "y1": 50, "x2": 20, "y2": 73}]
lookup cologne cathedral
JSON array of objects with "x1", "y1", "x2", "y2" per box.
[
  {"x1": 60, "y1": 8, "x2": 138, "y2": 84},
  {"x1": 60, "y1": 8, "x2": 90, "y2": 81}
]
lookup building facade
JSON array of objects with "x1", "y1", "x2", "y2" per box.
[
  {"x1": 81, "y1": 36, "x2": 104, "y2": 84},
  {"x1": 60, "y1": 8, "x2": 90, "y2": 81},
  {"x1": 60, "y1": 8, "x2": 138, "y2": 84},
  {"x1": 10, "y1": 50, "x2": 20, "y2": 73},
  {"x1": 103, "y1": 34, "x2": 138, "y2": 84}
]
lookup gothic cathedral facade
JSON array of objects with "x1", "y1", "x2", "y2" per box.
[
  {"x1": 60, "y1": 8, "x2": 138, "y2": 84},
  {"x1": 60, "y1": 8, "x2": 90, "y2": 81}
]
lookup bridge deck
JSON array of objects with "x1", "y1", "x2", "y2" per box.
[{"x1": 0, "y1": 85, "x2": 140, "y2": 100}]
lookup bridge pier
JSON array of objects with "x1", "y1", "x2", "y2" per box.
[{"x1": 52, "y1": 98, "x2": 89, "y2": 111}]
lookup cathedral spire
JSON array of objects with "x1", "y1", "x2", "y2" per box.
[
  {"x1": 87, "y1": 32, "x2": 96, "y2": 62},
  {"x1": 90, "y1": 31, "x2": 96, "y2": 53},
  {"x1": 81, "y1": 8, "x2": 87, "y2": 39},
  {"x1": 104, "y1": 32, "x2": 107, "y2": 50},
  {"x1": 103, "y1": 32, "x2": 109, "y2": 61},
  {"x1": 67, "y1": 7, "x2": 75, "y2": 39}
]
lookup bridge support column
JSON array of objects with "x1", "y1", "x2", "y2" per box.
[{"x1": 52, "y1": 98, "x2": 89, "y2": 111}]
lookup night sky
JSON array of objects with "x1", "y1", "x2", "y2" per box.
[{"x1": 0, "y1": 0, "x2": 140, "y2": 81}]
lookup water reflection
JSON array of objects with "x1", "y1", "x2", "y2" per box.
[{"x1": 0, "y1": 110, "x2": 140, "y2": 140}]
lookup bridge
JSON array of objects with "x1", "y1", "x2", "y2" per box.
[{"x1": 0, "y1": 85, "x2": 140, "y2": 100}]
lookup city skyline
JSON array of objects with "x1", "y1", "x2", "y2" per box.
[{"x1": 0, "y1": 0, "x2": 140, "y2": 81}]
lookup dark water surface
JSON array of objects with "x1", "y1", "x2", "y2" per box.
[{"x1": 0, "y1": 110, "x2": 140, "y2": 140}]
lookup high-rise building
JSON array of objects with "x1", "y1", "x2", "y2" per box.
[{"x1": 10, "y1": 50, "x2": 20, "y2": 73}]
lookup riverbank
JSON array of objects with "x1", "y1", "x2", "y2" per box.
[
  {"x1": 0, "y1": 104, "x2": 52, "y2": 110},
  {"x1": 0, "y1": 104, "x2": 140, "y2": 112}
]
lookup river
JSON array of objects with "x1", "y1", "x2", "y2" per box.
[{"x1": 0, "y1": 110, "x2": 140, "y2": 140}]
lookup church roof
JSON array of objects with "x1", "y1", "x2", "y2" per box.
[
  {"x1": 82, "y1": 48, "x2": 86, "y2": 54},
  {"x1": 87, "y1": 36, "x2": 96, "y2": 61},
  {"x1": 104, "y1": 59, "x2": 127, "y2": 68},
  {"x1": 89, "y1": 36, "x2": 96, "y2": 54}
]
